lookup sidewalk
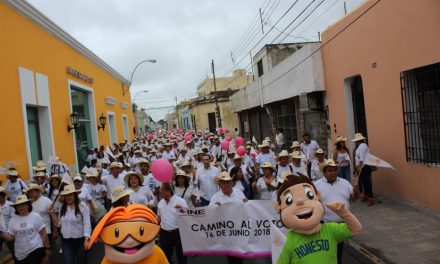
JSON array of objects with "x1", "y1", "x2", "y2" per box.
[{"x1": 348, "y1": 193, "x2": 440, "y2": 264}]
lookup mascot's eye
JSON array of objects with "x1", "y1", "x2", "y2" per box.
[
  {"x1": 304, "y1": 187, "x2": 314, "y2": 200},
  {"x1": 140, "y1": 226, "x2": 144, "y2": 236},
  {"x1": 114, "y1": 228, "x2": 119, "y2": 238},
  {"x1": 285, "y1": 193, "x2": 293, "y2": 205}
]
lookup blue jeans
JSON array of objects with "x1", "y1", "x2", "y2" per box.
[
  {"x1": 338, "y1": 166, "x2": 351, "y2": 182},
  {"x1": 61, "y1": 237, "x2": 86, "y2": 264}
]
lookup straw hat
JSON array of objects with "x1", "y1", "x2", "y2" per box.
[
  {"x1": 109, "y1": 162, "x2": 123, "y2": 169},
  {"x1": 232, "y1": 154, "x2": 242, "y2": 161},
  {"x1": 261, "y1": 162, "x2": 275, "y2": 170},
  {"x1": 111, "y1": 186, "x2": 133, "y2": 203},
  {"x1": 49, "y1": 174, "x2": 61, "y2": 181},
  {"x1": 0, "y1": 186, "x2": 8, "y2": 196},
  {"x1": 278, "y1": 150, "x2": 289, "y2": 158},
  {"x1": 25, "y1": 183, "x2": 45, "y2": 193},
  {"x1": 200, "y1": 144, "x2": 209, "y2": 150},
  {"x1": 315, "y1": 148, "x2": 324, "y2": 155},
  {"x1": 175, "y1": 169, "x2": 190, "y2": 179},
  {"x1": 351, "y1": 133, "x2": 366, "y2": 142},
  {"x1": 124, "y1": 172, "x2": 143, "y2": 186},
  {"x1": 73, "y1": 175, "x2": 83, "y2": 182},
  {"x1": 59, "y1": 184, "x2": 81, "y2": 196},
  {"x1": 291, "y1": 151, "x2": 303, "y2": 159},
  {"x1": 215, "y1": 171, "x2": 234, "y2": 183},
  {"x1": 150, "y1": 149, "x2": 157, "y2": 153},
  {"x1": 34, "y1": 171, "x2": 48, "y2": 178},
  {"x1": 245, "y1": 145, "x2": 251, "y2": 149},
  {"x1": 32, "y1": 160, "x2": 47, "y2": 171},
  {"x1": 289, "y1": 141, "x2": 301, "y2": 149},
  {"x1": 335, "y1": 136, "x2": 347, "y2": 144},
  {"x1": 258, "y1": 140, "x2": 270, "y2": 148},
  {"x1": 100, "y1": 159, "x2": 110, "y2": 165},
  {"x1": 264, "y1": 137, "x2": 271, "y2": 142},
  {"x1": 279, "y1": 171, "x2": 293, "y2": 184},
  {"x1": 135, "y1": 158, "x2": 150, "y2": 166},
  {"x1": 10, "y1": 195, "x2": 31, "y2": 206},
  {"x1": 319, "y1": 159, "x2": 337, "y2": 172},
  {"x1": 180, "y1": 161, "x2": 192, "y2": 168},
  {"x1": 6, "y1": 170, "x2": 19, "y2": 177}
]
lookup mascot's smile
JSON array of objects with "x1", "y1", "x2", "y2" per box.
[
  {"x1": 113, "y1": 242, "x2": 146, "y2": 255},
  {"x1": 295, "y1": 208, "x2": 313, "y2": 220}
]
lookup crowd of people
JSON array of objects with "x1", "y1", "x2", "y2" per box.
[{"x1": 0, "y1": 129, "x2": 374, "y2": 264}]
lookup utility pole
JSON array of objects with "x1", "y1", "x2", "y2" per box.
[
  {"x1": 211, "y1": 59, "x2": 222, "y2": 128},
  {"x1": 343, "y1": 1, "x2": 347, "y2": 14},
  {"x1": 259, "y1": 8, "x2": 265, "y2": 34}
]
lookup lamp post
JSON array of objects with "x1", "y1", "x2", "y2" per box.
[
  {"x1": 122, "y1": 59, "x2": 157, "y2": 96},
  {"x1": 133, "y1": 90, "x2": 149, "y2": 102}
]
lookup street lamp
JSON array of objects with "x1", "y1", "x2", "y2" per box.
[
  {"x1": 132, "y1": 90, "x2": 149, "y2": 102},
  {"x1": 122, "y1": 59, "x2": 157, "y2": 96},
  {"x1": 67, "y1": 112, "x2": 79, "y2": 132},
  {"x1": 97, "y1": 113, "x2": 107, "y2": 131}
]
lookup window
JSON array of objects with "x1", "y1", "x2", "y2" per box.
[
  {"x1": 122, "y1": 115, "x2": 129, "y2": 142},
  {"x1": 108, "y1": 113, "x2": 117, "y2": 144},
  {"x1": 401, "y1": 62, "x2": 440, "y2": 165},
  {"x1": 275, "y1": 101, "x2": 298, "y2": 143},
  {"x1": 257, "y1": 60, "x2": 264, "y2": 77},
  {"x1": 26, "y1": 106, "x2": 43, "y2": 165}
]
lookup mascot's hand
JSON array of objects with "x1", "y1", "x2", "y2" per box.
[{"x1": 325, "y1": 201, "x2": 346, "y2": 214}]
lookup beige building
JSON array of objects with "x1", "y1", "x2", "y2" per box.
[{"x1": 184, "y1": 69, "x2": 252, "y2": 133}]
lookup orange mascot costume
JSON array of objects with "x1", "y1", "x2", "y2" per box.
[{"x1": 89, "y1": 204, "x2": 169, "y2": 264}]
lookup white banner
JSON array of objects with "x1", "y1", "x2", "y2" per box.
[
  {"x1": 178, "y1": 200, "x2": 286, "y2": 258},
  {"x1": 364, "y1": 152, "x2": 395, "y2": 170}
]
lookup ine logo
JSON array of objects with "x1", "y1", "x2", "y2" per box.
[{"x1": 180, "y1": 208, "x2": 206, "y2": 217}]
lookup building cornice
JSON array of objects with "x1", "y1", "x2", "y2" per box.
[{"x1": 4, "y1": 0, "x2": 130, "y2": 85}]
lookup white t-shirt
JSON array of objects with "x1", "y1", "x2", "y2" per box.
[
  {"x1": 275, "y1": 164, "x2": 293, "y2": 180},
  {"x1": 157, "y1": 195, "x2": 188, "y2": 231},
  {"x1": 315, "y1": 178, "x2": 353, "y2": 222},
  {"x1": 292, "y1": 163, "x2": 308, "y2": 177},
  {"x1": 58, "y1": 202, "x2": 91, "y2": 239},
  {"x1": 301, "y1": 140, "x2": 320, "y2": 161},
  {"x1": 196, "y1": 166, "x2": 220, "y2": 201},
  {"x1": 174, "y1": 185, "x2": 196, "y2": 208},
  {"x1": 142, "y1": 173, "x2": 161, "y2": 194},
  {"x1": 256, "y1": 177, "x2": 277, "y2": 200},
  {"x1": 255, "y1": 152, "x2": 276, "y2": 174},
  {"x1": 129, "y1": 186, "x2": 155, "y2": 207},
  {"x1": 32, "y1": 196, "x2": 53, "y2": 234},
  {"x1": 4, "y1": 180, "x2": 28, "y2": 203},
  {"x1": 8, "y1": 212, "x2": 45, "y2": 261},
  {"x1": 101, "y1": 174, "x2": 125, "y2": 199},
  {"x1": 355, "y1": 143, "x2": 369, "y2": 167},
  {"x1": 78, "y1": 186, "x2": 93, "y2": 207},
  {"x1": 209, "y1": 188, "x2": 246, "y2": 206},
  {"x1": 310, "y1": 160, "x2": 325, "y2": 181},
  {"x1": 87, "y1": 183, "x2": 107, "y2": 204}
]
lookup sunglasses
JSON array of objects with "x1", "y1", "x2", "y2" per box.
[{"x1": 99, "y1": 221, "x2": 160, "y2": 246}]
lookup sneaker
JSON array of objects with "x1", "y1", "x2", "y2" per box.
[{"x1": 367, "y1": 198, "x2": 376, "y2": 206}]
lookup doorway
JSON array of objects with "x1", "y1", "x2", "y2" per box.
[
  {"x1": 351, "y1": 76, "x2": 368, "y2": 138},
  {"x1": 108, "y1": 112, "x2": 117, "y2": 144},
  {"x1": 207, "y1": 112, "x2": 216, "y2": 133}
]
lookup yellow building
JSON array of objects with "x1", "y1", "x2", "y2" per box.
[
  {"x1": 0, "y1": 1, "x2": 133, "y2": 180},
  {"x1": 189, "y1": 69, "x2": 252, "y2": 133}
]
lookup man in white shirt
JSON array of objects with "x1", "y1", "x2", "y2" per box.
[
  {"x1": 138, "y1": 159, "x2": 160, "y2": 201},
  {"x1": 301, "y1": 133, "x2": 320, "y2": 176},
  {"x1": 210, "y1": 137, "x2": 222, "y2": 162},
  {"x1": 161, "y1": 144, "x2": 176, "y2": 161},
  {"x1": 275, "y1": 150, "x2": 293, "y2": 181},
  {"x1": 353, "y1": 133, "x2": 374, "y2": 206},
  {"x1": 209, "y1": 171, "x2": 246, "y2": 206},
  {"x1": 157, "y1": 183, "x2": 187, "y2": 264},
  {"x1": 315, "y1": 159, "x2": 353, "y2": 263},
  {"x1": 255, "y1": 141, "x2": 276, "y2": 176},
  {"x1": 101, "y1": 162, "x2": 125, "y2": 210},
  {"x1": 195, "y1": 153, "x2": 220, "y2": 206},
  {"x1": 4, "y1": 170, "x2": 28, "y2": 203},
  {"x1": 275, "y1": 128, "x2": 286, "y2": 151},
  {"x1": 73, "y1": 176, "x2": 96, "y2": 220}
]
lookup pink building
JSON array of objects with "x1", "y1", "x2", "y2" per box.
[{"x1": 321, "y1": 0, "x2": 440, "y2": 209}]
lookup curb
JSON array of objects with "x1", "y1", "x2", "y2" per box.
[{"x1": 345, "y1": 240, "x2": 387, "y2": 264}]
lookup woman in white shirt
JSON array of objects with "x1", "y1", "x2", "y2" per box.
[
  {"x1": 86, "y1": 171, "x2": 107, "y2": 206},
  {"x1": 55, "y1": 184, "x2": 91, "y2": 264},
  {"x1": 124, "y1": 172, "x2": 155, "y2": 208},
  {"x1": 333, "y1": 136, "x2": 351, "y2": 182},
  {"x1": 291, "y1": 151, "x2": 309, "y2": 177},
  {"x1": 47, "y1": 175, "x2": 62, "y2": 215},
  {"x1": 252, "y1": 162, "x2": 277, "y2": 200},
  {"x1": 0, "y1": 195, "x2": 51, "y2": 263},
  {"x1": 173, "y1": 170, "x2": 196, "y2": 207}
]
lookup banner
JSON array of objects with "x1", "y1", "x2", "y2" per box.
[
  {"x1": 178, "y1": 200, "x2": 286, "y2": 258},
  {"x1": 364, "y1": 152, "x2": 395, "y2": 170}
]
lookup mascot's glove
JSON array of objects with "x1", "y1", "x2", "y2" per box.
[{"x1": 325, "y1": 201, "x2": 363, "y2": 236}]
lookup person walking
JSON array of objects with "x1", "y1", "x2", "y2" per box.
[
  {"x1": 253, "y1": 162, "x2": 277, "y2": 200},
  {"x1": 4, "y1": 169, "x2": 28, "y2": 203},
  {"x1": 195, "y1": 153, "x2": 220, "y2": 206},
  {"x1": 0, "y1": 187, "x2": 16, "y2": 262},
  {"x1": 352, "y1": 133, "x2": 375, "y2": 206},
  {"x1": 124, "y1": 172, "x2": 155, "y2": 208},
  {"x1": 311, "y1": 149, "x2": 326, "y2": 181},
  {"x1": 56, "y1": 184, "x2": 91, "y2": 264},
  {"x1": 333, "y1": 136, "x2": 351, "y2": 182},
  {"x1": 0, "y1": 195, "x2": 51, "y2": 264},
  {"x1": 157, "y1": 183, "x2": 187, "y2": 264},
  {"x1": 275, "y1": 128, "x2": 286, "y2": 152},
  {"x1": 300, "y1": 133, "x2": 320, "y2": 176}
]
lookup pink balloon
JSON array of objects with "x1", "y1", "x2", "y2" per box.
[
  {"x1": 224, "y1": 128, "x2": 230, "y2": 133},
  {"x1": 237, "y1": 146, "x2": 246, "y2": 156},
  {"x1": 151, "y1": 159, "x2": 174, "y2": 183},
  {"x1": 225, "y1": 136, "x2": 232, "y2": 142},
  {"x1": 178, "y1": 129, "x2": 183, "y2": 134},
  {"x1": 218, "y1": 128, "x2": 224, "y2": 134},
  {"x1": 184, "y1": 135, "x2": 192, "y2": 142},
  {"x1": 221, "y1": 140, "x2": 230, "y2": 151},
  {"x1": 234, "y1": 136, "x2": 244, "y2": 146}
]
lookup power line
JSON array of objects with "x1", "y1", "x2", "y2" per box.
[
  {"x1": 297, "y1": 0, "x2": 341, "y2": 36},
  {"x1": 246, "y1": 0, "x2": 382, "y2": 97}
]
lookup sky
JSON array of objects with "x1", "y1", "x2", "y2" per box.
[{"x1": 28, "y1": 0, "x2": 364, "y2": 121}]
